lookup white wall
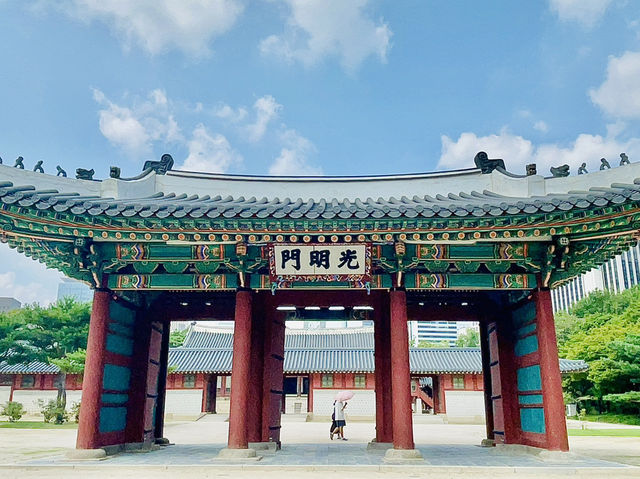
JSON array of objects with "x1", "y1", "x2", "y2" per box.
[
  {"x1": 165, "y1": 390, "x2": 203, "y2": 417},
  {"x1": 444, "y1": 390, "x2": 485, "y2": 418},
  {"x1": 11, "y1": 390, "x2": 82, "y2": 415},
  {"x1": 0, "y1": 386, "x2": 11, "y2": 405},
  {"x1": 312, "y1": 389, "x2": 375, "y2": 417}
]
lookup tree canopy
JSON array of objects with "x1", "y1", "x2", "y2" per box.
[
  {"x1": 0, "y1": 297, "x2": 90, "y2": 365},
  {"x1": 557, "y1": 286, "x2": 640, "y2": 413}
]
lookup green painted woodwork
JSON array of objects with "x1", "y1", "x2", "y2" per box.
[
  {"x1": 517, "y1": 365, "x2": 542, "y2": 392},
  {"x1": 520, "y1": 408, "x2": 546, "y2": 434},
  {"x1": 109, "y1": 301, "x2": 136, "y2": 326},
  {"x1": 2, "y1": 191, "x2": 639, "y2": 291},
  {"x1": 101, "y1": 393, "x2": 129, "y2": 405},
  {"x1": 99, "y1": 406, "x2": 127, "y2": 433},
  {"x1": 518, "y1": 394, "x2": 544, "y2": 405},
  {"x1": 108, "y1": 322, "x2": 134, "y2": 338},
  {"x1": 516, "y1": 323, "x2": 537, "y2": 338},
  {"x1": 106, "y1": 333, "x2": 134, "y2": 356},
  {"x1": 102, "y1": 364, "x2": 131, "y2": 392},
  {"x1": 512, "y1": 302, "x2": 537, "y2": 328},
  {"x1": 515, "y1": 335, "x2": 539, "y2": 357},
  {"x1": 107, "y1": 273, "x2": 238, "y2": 290},
  {"x1": 407, "y1": 273, "x2": 536, "y2": 290}
]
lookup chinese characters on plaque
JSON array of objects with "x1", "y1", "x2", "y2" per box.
[{"x1": 270, "y1": 244, "x2": 369, "y2": 279}]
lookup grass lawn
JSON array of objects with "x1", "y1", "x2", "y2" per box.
[
  {"x1": 568, "y1": 428, "x2": 640, "y2": 437},
  {"x1": 581, "y1": 414, "x2": 640, "y2": 426},
  {"x1": 0, "y1": 421, "x2": 78, "y2": 429}
]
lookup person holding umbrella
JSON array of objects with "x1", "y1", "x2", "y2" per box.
[{"x1": 330, "y1": 390, "x2": 354, "y2": 440}]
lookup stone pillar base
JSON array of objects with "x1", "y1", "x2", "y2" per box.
[
  {"x1": 383, "y1": 448, "x2": 426, "y2": 463},
  {"x1": 65, "y1": 448, "x2": 108, "y2": 460},
  {"x1": 367, "y1": 440, "x2": 393, "y2": 450},
  {"x1": 248, "y1": 441, "x2": 279, "y2": 452},
  {"x1": 480, "y1": 438, "x2": 495, "y2": 447},
  {"x1": 155, "y1": 437, "x2": 172, "y2": 446},
  {"x1": 216, "y1": 447, "x2": 262, "y2": 461}
]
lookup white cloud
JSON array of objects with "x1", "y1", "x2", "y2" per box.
[
  {"x1": 59, "y1": 0, "x2": 243, "y2": 56},
  {"x1": 589, "y1": 51, "x2": 640, "y2": 119},
  {"x1": 438, "y1": 128, "x2": 640, "y2": 176},
  {"x1": 93, "y1": 88, "x2": 183, "y2": 158},
  {"x1": 181, "y1": 124, "x2": 242, "y2": 173},
  {"x1": 533, "y1": 121, "x2": 549, "y2": 133},
  {"x1": 549, "y1": 0, "x2": 613, "y2": 27},
  {"x1": 268, "y1": 129, "x2": 322, "y2": 176},
  {"x1": 214, "y1": 104, "x2": 248, "y2": 123},
  {"x1": 245, "y1": 95, "x2": 282, "y2": 142},
  {"x1": 260, "y1": 0, "x2": 392, "y2": 72},
  {"x1": 0, "y1": 248, "x2": 63, "y2": 306}
]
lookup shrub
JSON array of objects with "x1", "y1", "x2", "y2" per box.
[
  {"x1": 1, "y1": 401, "x2": 25, "y2": 422},
  {"x1": 70, "y1": 401, "x2": 81, "y2": 423},
  {"x1": 38, "y1": 399, "x2": 68, "y2": 424}
]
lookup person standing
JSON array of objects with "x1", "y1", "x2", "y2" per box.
[{"x1": 331, "y1": 400, "x2": 348, "y2": 440}]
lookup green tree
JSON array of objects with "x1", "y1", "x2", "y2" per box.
[
  {"x1": 50, "y1": 349, "x2": 87, "y2": 409},
  {"x1": 414, "y1": 340, "x2": 450, "y2": 348},
  {"x1": 455, "y1": 328, "x2": 480, "y2": 347},
  {"x1": 169, "y1": 329, "x2": 187, "y2": 347},
  {"x1": 558, "y1": 287, "x2": 640, "y2": 413},
  {"x1": 0, "y1": 298, "x2": 90, "y2": 410}
]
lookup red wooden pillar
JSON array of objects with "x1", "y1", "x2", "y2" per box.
[
  {"x1": 77, "y1": 289, "x2": 110, "y2": 450},
  {"x1": 495, "y1": 317, "x2": 521, "y2": 445},
  {"x1": 154, "y1": 322, "x2": 171, "y2": 441},
  {"x1": 247, "y1": 293, "x2": 265, "y2": 443},
  {"x1": 227, "y1": 288, "x2": 253, "y2": 449},
  {"x1": 389, "y1": 288, "x2": 414, "y2": 450},
  {"x1": 374, "y1": 292, "x2": 393, "y2": 443},
  {"x1": 261, "y1": 298, "x2": 286, "y2": 445},
  {"x1": 534, "y1": 289, "x2": 569, "y2": 451},
  {"x1": 479, "y1": 321, "x2": 495, "y2": 443}
]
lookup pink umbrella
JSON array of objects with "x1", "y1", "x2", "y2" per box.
[{"x1": 334, "y1": 390, "x2": 354, "y2": 402}]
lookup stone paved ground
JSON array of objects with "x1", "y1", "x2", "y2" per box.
[{"x1": 2, "y1": 416, "x2": 640, "y2": 478}]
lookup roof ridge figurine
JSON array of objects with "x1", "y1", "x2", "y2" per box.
[
  {"x1": 33, "y1": 160, "x2": 44, "y2": 173},
  {"x1": 143, "y1": 153, "x2": 174, "y2": 175},
  {"x1": 620, "y1": 153, "x2": 630, "y2": 166},
  {"x1": 473, "y1": 151, "x2": 505, "y2": 174},
  {"x1": 600, "y1": 157, "x2": 611, "y2": 170},
  {"x1": 14, "y1": 156, "x2": 24, "y2": 169},
  {"x1": 577, "y1": 163, "x2": 587, "y2": 175},
  {"x1": 75, "y1": 168, "x2": 95, "y2": 180},
  {"x1": 56, "y1": 166, "x2": 67, "y2": 177},
  {"x1": 550, "y1": 164, "x2": 570, "y2": 177}
]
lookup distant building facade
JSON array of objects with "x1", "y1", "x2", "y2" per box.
[
  {"x1": 552, "y1": 244, "x2": 640, "y2": 312},
  {"x1": 411, "y1": 320, "x2": 459, "y2": 346},
  {"x1": 0, "y1": 327, "x2": 587, "y2": 421},
  {"x1": 56, "y1": 278, "x2": 93, "y2": 303},
  {"x1": 0, "y1": 297, "x2": 21, "y2": 313}
]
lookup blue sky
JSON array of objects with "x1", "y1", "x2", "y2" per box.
[{"x1": 1, "y1": 0, "x2": 640, "y2": 304}]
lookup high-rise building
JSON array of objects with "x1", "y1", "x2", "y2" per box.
[
  {"x1": 410, "y1": 320, "x2": 458, "y2": 346},
  {"x1": 552, "y1": 244, "x2": 640, "y2": 312},
  {"x1": 57, "y1": 278, "x2": 94, "y2": 303},
  {"x1": 0, "y1": 297, "x2": 21, "y2": 313}
]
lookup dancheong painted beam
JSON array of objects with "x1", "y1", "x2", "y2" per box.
[{"x1": 1, "y1": 156, "x2": 639, "y2": 291}]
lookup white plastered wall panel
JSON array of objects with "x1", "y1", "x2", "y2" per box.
[
  {"x1": 311, "y1": 389, "x2": 375, "y2": 417},
  {"x1": 0, "y1": 386, "x2": 11, "y2": 405},
  {"x1": 165, "y1": 389, "x2": 203, "y2": 416},
  {"x1": 11, "y1": 390, "x2": 82, "y2": 414},
  {"x1": 444, "y1": 390, "x2": 485, "y2": 418}
]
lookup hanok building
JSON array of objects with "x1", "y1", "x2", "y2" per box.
[
  {"x1": 0, "y1": 326, "x2": 588, "y2": 420},
  {"x1": 1, "y1": 153, "x2": 639, "y2": 460}
]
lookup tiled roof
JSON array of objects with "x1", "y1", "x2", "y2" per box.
[
  {"x1": 169, "y1": 329, "x2": 588, "y2": 375},
  {"x1": 184, "y1": 328, "x2": 374, "y2": 350},
  {"x1": 0, "y1": 361, "x2": 60, "y2": 374},
  {"x1": 2, "y1": 178, "x2": 640, "y2": 220}
]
